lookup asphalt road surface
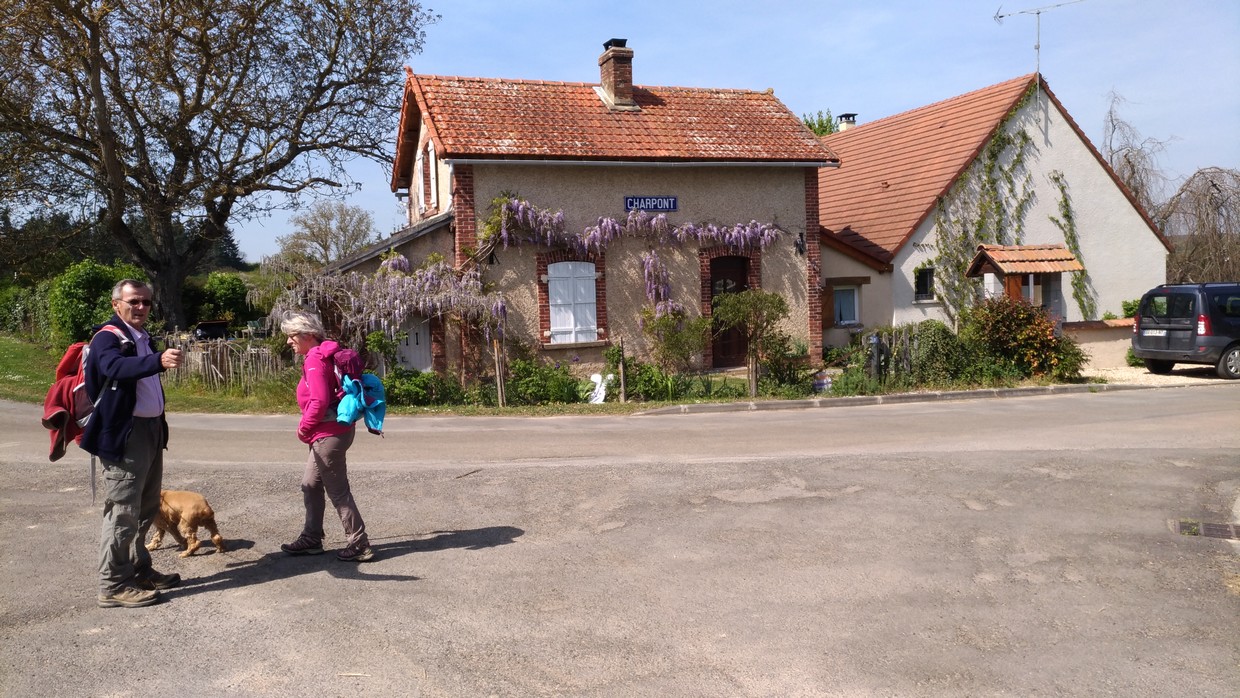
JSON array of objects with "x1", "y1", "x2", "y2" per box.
[{"x1": 2, "y1": 384, "x2": 1238, "y2": 697}]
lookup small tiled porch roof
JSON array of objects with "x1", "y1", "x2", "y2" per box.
[
  {"x1": 392, "y1": 71, "x2": 837, "y2": 189},
  {"x1": 966, "y1": 244, "x2": 1084, "y2": 277}
]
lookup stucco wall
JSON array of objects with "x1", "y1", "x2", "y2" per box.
[
  {"x1": 471, "y1": 164, "x2": 812, "y2": 367},
  {"x1": 1063, "y1": 319, "x2": 1136, "y2": 369},
  {"x1": 820, "y1": 252, "x2": 893, "y2": 349},
  {"x1": 890, "y1": 90, "x2": 1167, "y2": 327}
]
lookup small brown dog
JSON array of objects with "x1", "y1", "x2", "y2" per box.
[{"x1": 146, "y1": 489, "x2": 227, "y2": 557}]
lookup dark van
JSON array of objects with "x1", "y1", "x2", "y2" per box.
[{"x1": 1131, "y1": 283, "x2": 1240, "y2": 379}]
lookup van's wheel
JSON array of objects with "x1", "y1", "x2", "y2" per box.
[
  {"x1": 1217, "y1": 345, "x2": 1240, "y2": 380},
  {"x1": 1145, "y1": 359, "x2": 1174, "y2": 374}
]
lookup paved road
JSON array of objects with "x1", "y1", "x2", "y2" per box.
[{"x1": 1, "y1": 385, "x2": 1238, "y2": 697}]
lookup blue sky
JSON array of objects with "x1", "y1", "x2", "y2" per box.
[{"x1": 233, "y1": 0, "x2": 1240, "y2": 261}]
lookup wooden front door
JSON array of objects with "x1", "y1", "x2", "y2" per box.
[{"x1": 710, "y1": 256, "x2": 749, "y2": 368}]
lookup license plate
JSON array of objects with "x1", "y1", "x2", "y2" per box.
[{"x1": 1143, "y1": 329, "x2": 1167, "y2": 337}]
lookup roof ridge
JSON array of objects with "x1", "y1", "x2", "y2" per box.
[
  {"x1": 824, "y1": 73, "x2": 1036, "y2": 138},
  {"x1": 412, "y1": 73, "x2": 773, "y2": 96}
]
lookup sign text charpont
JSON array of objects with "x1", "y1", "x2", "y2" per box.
[{"x1": 624, "y1": 196, "x2": 678, "y2": 212}]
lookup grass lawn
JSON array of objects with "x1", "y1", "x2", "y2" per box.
[
  {"x1": 0, "y1": 334, "x2": 654, "y2": 416},
  {"x1": 0, "y1": 335, "x2": 58, "y2": 404}
]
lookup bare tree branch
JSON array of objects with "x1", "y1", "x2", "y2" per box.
[{"x1": 0, "y1": 0, "x2": 438, "y2": 326}]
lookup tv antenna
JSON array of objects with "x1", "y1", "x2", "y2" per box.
[{"x1": 994, "y1": 0, "x2": 1085, "y2": 76}]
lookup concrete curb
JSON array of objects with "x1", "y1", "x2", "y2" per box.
[{"x1": 632, "y1": 380, "x2": 1199, "y2": 416}]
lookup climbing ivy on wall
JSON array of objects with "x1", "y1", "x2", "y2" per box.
[
  {"x1": 931, "y1": 84, "x2": 1038, "y2": 326},
  {"x1": 1048, "y1": 170, "x2": 1096, "y2": 319}
]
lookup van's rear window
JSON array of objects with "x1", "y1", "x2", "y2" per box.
[{"x1": 1143, "y1": 293, "x2": 1196, "y2": 319}]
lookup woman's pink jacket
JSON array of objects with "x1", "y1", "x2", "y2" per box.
[{"x1": 296, "y1": 340, "x2": 352, "y2": 444}]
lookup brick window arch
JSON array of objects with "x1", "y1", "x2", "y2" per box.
[{"x1": 537, "y1": 250, "x2": 608, "y2": 344}]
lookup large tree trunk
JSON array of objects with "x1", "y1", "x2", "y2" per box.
[{"x1": 150, "y1": 262, "x2": 189, "y2": 332}]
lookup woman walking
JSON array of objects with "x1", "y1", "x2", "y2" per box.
[{"x1": 279, "y1": 311, "x2": 374, "y2": 562}]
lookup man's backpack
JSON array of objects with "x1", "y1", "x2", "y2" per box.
[
  {"x1": 42, "y1": 325, "x2": 130, "y2": 500},
  {"x1": 49, "y1": 325, "x2": 130, "y2": 435}
]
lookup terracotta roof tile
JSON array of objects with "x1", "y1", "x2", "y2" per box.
[
  {"x1": 966, "y1": 244, "x2": 1084, "y2": 277},
  {"x1": 818, "y1": 75, "x2": 1038, "y2": 260},
  {"x1": 404, "y1": 74, "x2": 837, "y2": 164}
]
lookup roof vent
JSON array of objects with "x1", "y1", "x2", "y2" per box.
[
  {"x1": 598, "y1": 38, "x2": 639, "y2": 112},
  {"x1": 838, "y1": 113, "x2": 858, "y2": 132}
]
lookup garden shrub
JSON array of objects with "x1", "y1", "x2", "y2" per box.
[
  {"x1": 639, "y1": 305, "x2": 710, "y2": 375},
  {"x1": 504, "y1": 357, "x2": 582, "y2": 405},
  {"x1": 958, "y1": 296, "x2": 1084, "y2": 379},
  {"x1": 47, "y1": 259, "x2": 145, "y2": 347},
  {"x1": 384, "y1": 367, "x2": 466, "y2": 406},
  {"x1": 911, "y1": 320, "x2": 963, "y2": 385}
]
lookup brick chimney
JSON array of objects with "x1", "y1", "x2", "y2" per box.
[
  {"x1": 597, "y1": 38, "x2": 639, "y2": 111},
  {"x1": 838, "y1": 113, "x2": 858, "y2": 132}
]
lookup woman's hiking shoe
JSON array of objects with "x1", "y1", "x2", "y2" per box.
[
  {"x1": 337, "y1": 543, "x2": 375, "y2": 562},
  {"x1": 98, "y1": 586, "x2": 160, "y2": 608},
  {"x1": 281, "y1": 537, "x2": 324, "y2": 556},
  {"x1": 136, "y1": 570, "x2": 181, "y2": 590}
]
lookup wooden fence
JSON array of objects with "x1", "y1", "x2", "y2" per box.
[{"x1": 159, "y1": 336, "x2": 288, "y2": 390}]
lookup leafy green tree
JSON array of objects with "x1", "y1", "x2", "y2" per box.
[
  {"x1": 0, "y1": 0, "x2": 439, "y2": 328},
  {"x1": 802, "y1": 110, "x2": 838, "y2": 136},
  {"x1": 712, "y1": 290, "x2": 791, "y2": 397},
  {"x1": 197, "y1": 272, "x2": 251, "y2": 325}
]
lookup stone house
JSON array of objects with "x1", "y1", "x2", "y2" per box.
[{"x1": 335, "y1": 39, "x2": 837, "y2": 375}]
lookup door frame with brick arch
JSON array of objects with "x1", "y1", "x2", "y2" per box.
[{"x1": 701, "y1": 248, "x2": 762, "y2": 368}]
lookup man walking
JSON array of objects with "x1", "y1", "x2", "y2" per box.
[{"x1": 81, "y1": 280, "x2": 184, "y2": 608}]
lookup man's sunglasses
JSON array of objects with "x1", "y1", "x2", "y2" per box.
[{"x1": 119, "y1": 298, "x2": 153, "y2": 308}]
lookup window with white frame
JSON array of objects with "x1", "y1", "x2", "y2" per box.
[
  {"x1": 413, "y1": 150, "x2": 425, "y2": 215},
  {"x1": 914, "y1": 267, "x2": 935, "y2": 301},
  {"x1": 547, "y1": 261, "x2": 597, "y2": 343},
  {"x1": 426, "y1": 141, "x2": 438, "y2": 210},
  {"x1": 834, "y1": 286, "x2": 859, "y2": 325}
]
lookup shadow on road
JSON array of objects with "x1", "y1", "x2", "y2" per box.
[{"x1": 168, "y1": 525, "x2": 524, "y2": 599}]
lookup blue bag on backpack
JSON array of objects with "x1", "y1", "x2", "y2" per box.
[{"x1": 336, "y1": 373, "x2": 386, "y2": 436}]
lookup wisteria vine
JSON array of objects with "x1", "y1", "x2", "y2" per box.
[
  {"x1": 266, "y1": 193, "x2": 787, "y2": 353},
  {"x1": 268, "y1": 258, "x2": 506, "y2": 347},
  {"x1": 484, "y1": 194, "x2": 786, "y2": 257}
]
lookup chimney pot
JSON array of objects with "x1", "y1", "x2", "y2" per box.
[{"x1": 603, "y1": 38, "x2": 627, "y2": 49}]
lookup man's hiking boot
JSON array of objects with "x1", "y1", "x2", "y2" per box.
[
  {"x1": 281, "y1": 536, "x2": 324, "y2": 556},
  {"x1": 98, "y1": 586, "x2": 160, "y2": 608},
  {"x1": 337, "y1": 542, "x2": 375, "y2": 562},
  {"x1": 136, "y1": 570, "x2": 181, "y2": 591}
]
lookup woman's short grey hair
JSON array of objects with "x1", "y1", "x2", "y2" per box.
[
  {"x1": 112, "y1": 279, "x2": 153, "y2": 300},
  {"x1": 280, "y1": 311, "x2": 325, "y2": 339}
]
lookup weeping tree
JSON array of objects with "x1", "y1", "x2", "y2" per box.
[
  {"x1": 1161, "y1": 167, "x2": 1240, "y2": 283},
  {"x1": 0, "y1": 0, "x2": 438, "y2": 328},
  {"x1": 1103, "y1": 91, "x2": 1170, "y2": 219},
  {"x1": 1102, "y1": 95, "x2": 1237, "y2": 282}
]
